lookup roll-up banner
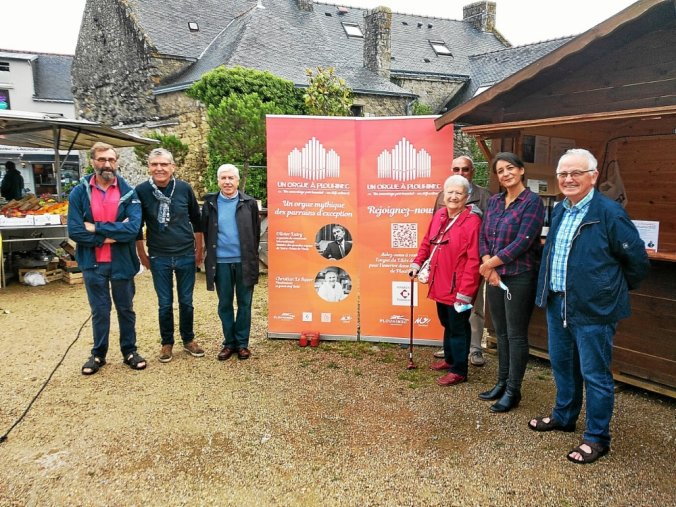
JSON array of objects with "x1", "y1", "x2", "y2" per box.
[{"x1": 267, "y1": 115, "x2": 452, "y2": 344}]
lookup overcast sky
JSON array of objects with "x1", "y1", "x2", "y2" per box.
[{"x1": 0, "y1": 0, "x2": 637, "y2": 54}]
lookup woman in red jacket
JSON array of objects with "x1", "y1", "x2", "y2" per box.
[{"x1": 411, "y1": 175, "x2": 482, "y2": 386}]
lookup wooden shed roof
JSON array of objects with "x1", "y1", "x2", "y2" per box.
[{"x1": 435, "y1": 0, "x2": 676, "y2": 130}]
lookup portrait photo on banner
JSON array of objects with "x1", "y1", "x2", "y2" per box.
[
  {"x1": 315, "y1": 223, "x2": 353, "y2": 260},
  {"x1": 314, "y1": 266, "x2": 352, "y2": 303}
]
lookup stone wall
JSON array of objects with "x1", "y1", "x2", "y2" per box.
[
  {"x1": 392, "y1": 76, "x2": 465, "y2": 114},
  {"x1": 354, "y1": 93, "x2": 409, "y2": 117},
  {"x1": 71, "y1": 0, "x2": 189, "y2": 125},
  {"x1": 100, "y1": 92, "x2": 210, "y2": 197}
]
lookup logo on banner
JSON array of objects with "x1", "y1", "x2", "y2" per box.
[
  {"x1": 321, "y1": 312, "x2": 332, "y2": 323},
  {"x1": 288, "y1": 137, "x2": 340, "y2": 180},
  {"x1": 379, "y1": 314, "x2": 409, "y2": 326},
  {"x1": 392, "y1": 281, "x2": 419, "y2": 306},
  {"x1": 340, "y1": 315, "x2": 352, "y2": 323},
  {"x1": 302, "y1": 312, "x2": 313, "y2": 322},
  {"x1": 377, "y1": 138, "x2": 431, "y2": 181},
  {"x1": 415, "y1": 316, "x2": 433, "y2": 326},
  {"x1": 273, "y1": 312, "x2": 296, "y2": 321}
]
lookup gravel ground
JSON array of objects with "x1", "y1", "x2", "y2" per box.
[{"x1": 0, "y1": 272, "x2": 674, "y2": 506}]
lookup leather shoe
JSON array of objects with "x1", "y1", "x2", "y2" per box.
[
  {"x1": 490, "y1": 388, "x2": 521, "y2": 413},
  {"x1": 430, "y1": 360, "x2": 452, "y2": 371},
  {"x1": 478, "y1": 381, "x2": 506, "y2": 401},
  {"x1": 437, "y1": 372, "x2": 466, "y2": 386},
  {"x1": 237, "y1": 348, "x2": 251, "y2": 360},
  {"x1": 217, "y1": 347, "x2": 235, "y2": 361}
]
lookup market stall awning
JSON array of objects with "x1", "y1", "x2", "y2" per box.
[{"x1": 0, "y1": 110, "x2": 157, "y2": 150}]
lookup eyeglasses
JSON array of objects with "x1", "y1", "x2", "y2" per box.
[
  {"x1": 445, "y1": 190, "x2": 467, "y2": 197},
  {"x1": 556, "y1": 169, "x2": 595, "y2": 180},
  {"x1": 94, "y1": 157, "x2": 117, "y2": 164},
  {"x1": 149, "y1": 162, "x2": 172, "y2": 168},
  {"x1": 452, "y1": 166, "x2": 472, "y2": 173}
]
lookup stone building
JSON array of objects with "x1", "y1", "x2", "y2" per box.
[{"x1": 72, "y1": 0, "x2": 569, "y2": 194}]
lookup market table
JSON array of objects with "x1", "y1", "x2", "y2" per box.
[{"x1": 0, "y1": 223, "x2": 68, "y2": 288}]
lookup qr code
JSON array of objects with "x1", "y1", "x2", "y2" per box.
[{"x1": 391, "y1": 223, "x2": 418, "y2": 249}]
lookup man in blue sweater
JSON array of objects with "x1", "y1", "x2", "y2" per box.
[
  {"x1": 136, "y1": 148, "x2": 204, "y2": 363},
  {"x1": 201, "y1": 164, "x2": 260, "y2": 361}
]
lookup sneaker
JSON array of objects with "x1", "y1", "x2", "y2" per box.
[
  {"x1": 159, "y1": 344, "x2": 173, "y2": 363},
  {"x1": 469, "y1": 350, "x2": 485, "y2": 367},
  {"x1": 433, "y1": 348, "x2": 445, "y2": 359},
  {"x1": 183, "y1": 341, "x2": 205, "y2": 358}
]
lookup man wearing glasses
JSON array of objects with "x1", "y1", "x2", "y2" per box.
[
  {"x1": 68, "y1": 142, "x2": 146, "y2": 374},
  {"x1": 529, "y1": 148, "x2": 648, "y2": 464},
  {"x1": 433, "y1": 155, "x2": 492, "y2": 366},
  {"x1": 135, "y1": 148, "x2": 204, "y2": 363}
]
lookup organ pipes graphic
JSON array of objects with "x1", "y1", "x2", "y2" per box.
[
  {"x1": 377, "y1": 138, "x2": 432, "y2": 181},
  {"x1": 288, "y1": 137, "x2": 341, "y2": 180}
]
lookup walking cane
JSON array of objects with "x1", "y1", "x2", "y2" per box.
[{"x1": 407, "y1": 277, "x2": 417, "y2": 370}]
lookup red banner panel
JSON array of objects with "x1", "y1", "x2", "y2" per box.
[{"x1": 266, "y1": 116, "x2": 453, "y2": 344}]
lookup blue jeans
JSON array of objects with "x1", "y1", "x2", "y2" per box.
[
  {"x1": 436, "y1": 302, "x2": 472, "y2": 378},
  {"x1": 547, "y1": 293, "x2": 616, "y2": 447},
  {"x1": 486, "y1": 270, "x2": 537, "y2": 391},
  {"x1": 215, "y1": 262, "x2": 254, "y2": 350},
  {"x1": 149, "y1": 254, "x2": 196, "y2": 345},
  {"x1": 82, "y1": 263, "x2": 137, "y2": 359}
]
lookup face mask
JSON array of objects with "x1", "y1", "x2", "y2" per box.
[{"x1": 498, "y1": 280, "x2": 512, "y2": 301}]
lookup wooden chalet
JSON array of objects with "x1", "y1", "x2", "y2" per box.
[{"x1": 436, "y1": 0, "x2": 676, "y2": 396}]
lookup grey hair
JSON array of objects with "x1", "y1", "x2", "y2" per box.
[
  {"x1": 557, "y1": 148, "x2": 598, "y2": 172},
  {"x1": 454, "y1": 155, "x2": 474, "y2": 168},
  {"x1": 443, "y1": 174, "x2": 470, "y2": 193},
  {"x1": 217, "y1": 164, "x2": 240, "y2": 179},
  {"x1": 148, "y1": 148, "x2": 175, "y2": 164}
]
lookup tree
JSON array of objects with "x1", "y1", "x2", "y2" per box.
[
  {"x1": 304, "y1": 67, "x2": 352, "y2": 116},
  {"x1": 187, "y1": 66, "x2": 305, "y2": 201},
  {"x1": 187, "y1": 66, "x2": 305, "y2": 113},
  {"x1": 410, "y1": 100, "x2": 433, "y2": 115},
  {"x1": 206, "y1": 93, "x2": 282, "y2": 191},
  {"x1": 134, "y1": 132, "x2": 190, "y2": 167}
]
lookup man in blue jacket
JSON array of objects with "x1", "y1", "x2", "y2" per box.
[
  {"x1": 528, "y1": 149, "x2": 649, "y2": 464},
  {"x1": 68, "y1": 142, "x2": 146, "y2": 375}
]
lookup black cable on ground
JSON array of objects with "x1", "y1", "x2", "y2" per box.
[{"x1": 0, "y1": 314, "x2": 92, "y2": 444}]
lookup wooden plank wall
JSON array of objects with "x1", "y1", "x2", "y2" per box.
[{"x1": 616, "y1": 136, "x2": 676, "y2": 252}]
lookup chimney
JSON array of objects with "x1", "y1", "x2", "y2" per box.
[
  {"x1": 463, "y1": 1, "x2": 496, "y2": 32},
  {"x1": 297, "y1": 0, "x2": 313, "y2": 11},
  {"x1": 363, "y1": 7, "x2": 392, "y2": 79}
]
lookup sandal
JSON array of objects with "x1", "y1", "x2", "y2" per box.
[
  {"x1": 567, "y1": 440, "x2": 609, "y2": 464},
  {"x1": 82, "y1": 355, "x2": 106, "y2": 375},
  {"x1": 123, "y1": 351, "x2": 147, "y2": 370},
  {"x1": 528, "y1": 415, "x2": 576, "y2": 433}
]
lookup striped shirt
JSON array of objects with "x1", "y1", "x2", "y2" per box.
[
  {"x1": 480, "y1": 188, "x2": 544, "y2": 276},
  {"x1": 550, "y1": 189, "x2": 595, "y2": 292}
]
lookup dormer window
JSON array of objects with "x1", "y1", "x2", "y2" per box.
[
  {"x1": 430, "y1": 41, "x2": 452, "y2": 56},
  {"x1": 188, "y1": 22, "x2": 199, "y2": 32},
  {"x1": 342, "y1": 22, "x2": 363, "y2": 38}
]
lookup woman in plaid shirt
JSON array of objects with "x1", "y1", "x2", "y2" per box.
[{"x1": 478, "y1": 152, "x2": 545, "y2": 413}]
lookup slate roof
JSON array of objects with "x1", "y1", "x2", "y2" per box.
[
  {"x1": 33, "y1": 54, "x2": 74, "y2": 101},
  {"x1": 447, "y1": 37, "x2": 573, "y2": 108},
  {"x1": 125, "y1": 0, "x2": 512, "y2": 97},
  {"x1": 0, "y1": 50, "x2": 73, "y2": 102}
]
